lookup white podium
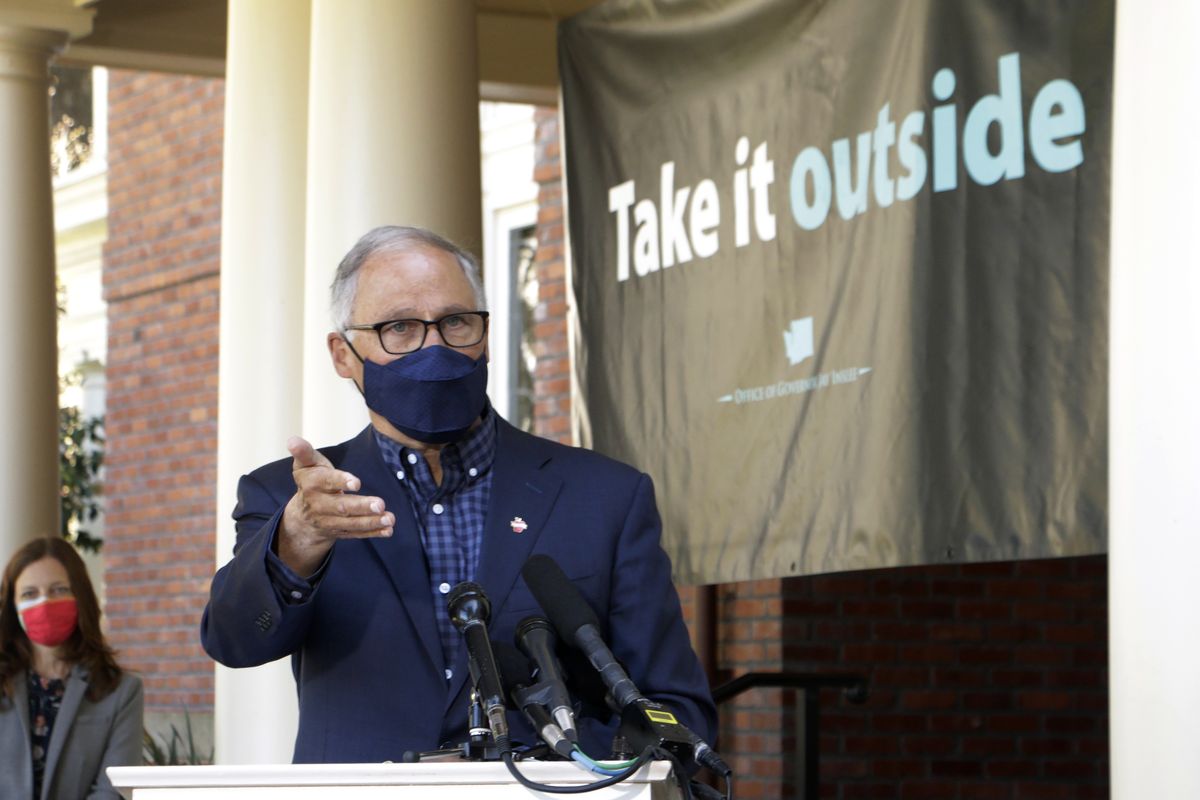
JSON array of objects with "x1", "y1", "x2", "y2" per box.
[{"x1": 108, "y1": 761, "x2": 681, "y2": 799}]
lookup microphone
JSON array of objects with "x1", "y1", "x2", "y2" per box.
[
  {"x1": 521, "y1": 556, "x2": 641, "y2": 708},
  {"x1": 521, "y1": 554, "x2": 730, "y2": 776},
  {"x1": 515, "y1": 616, "x2": 579, "y2": 742},
  {"x1": 446, "y1": 581, "x2": 509, "y2": 746},
  {"x1": 494, "y1": 641, "x2": 574, "y2": 759}
]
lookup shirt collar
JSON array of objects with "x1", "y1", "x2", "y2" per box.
[{"x1": 373, "y1": 405, "x2": 497, "y2": 486}]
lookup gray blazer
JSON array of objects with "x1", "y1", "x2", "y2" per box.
[{"x1": 0, "y1": 667, "x2": 143, "y2": 800}]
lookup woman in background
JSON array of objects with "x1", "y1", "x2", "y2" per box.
[{"x1": 0, "y1": 537, "x2": 143, "y2": 799}]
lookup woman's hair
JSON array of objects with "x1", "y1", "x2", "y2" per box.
[{"x1": 0, "y1": 537, "x2": 124, "y2": 704}]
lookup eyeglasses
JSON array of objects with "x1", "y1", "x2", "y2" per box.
[{"x1": 343, "y1": 311, "x2": 490, "y2": 355}]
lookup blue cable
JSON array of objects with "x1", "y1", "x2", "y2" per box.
[{"x1": 570, "y1": 749, "x2": 625, "y2": 776}]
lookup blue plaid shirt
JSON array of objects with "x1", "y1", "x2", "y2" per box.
[{"x1": 374, "y1": 413, "x2": 496, "y2": 679}]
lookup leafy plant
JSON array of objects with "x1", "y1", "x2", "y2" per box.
[
  {"x1": 57, "y1": 279, "x2": 105, "y2": 553},
  {"x1": 59, "y1": 403, "x2": 104, "y2": 553},
  {"x1": 143, "y1": 711, "x2": 213, "y2": 766}
]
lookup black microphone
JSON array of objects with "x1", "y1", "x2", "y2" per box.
[
  {"x1": 515, "y1": 616, "x2": 579, "y2": 742},
  {"x1": 494, "y1": 641, "x2": 574, "y2": 759},
  {"x1": 521, "y1": 555, "x2": 641, "y2": 708},
  {"x1": 521, "y1": 554, "x2": 730, "y2": 776},
  {"x1": 446, "y1": 581, "x2": 509, "y2": 746}
]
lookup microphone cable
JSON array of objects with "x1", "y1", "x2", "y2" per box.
[
  {"x1": 501, "y1": 745, "x2": 660, "y2": 795},
  {"x1": 502, "y1": 744, "x2": 729, "y2": 800},
  {"x1": 571, "y1": 749, "x2": 639, "y2": 776},
  {"x1": 570, "y1": 750, "x2": 624, "y2": 776},
  {"x1": 645, "y1": 745, "x2": 734, "y2": 800}
]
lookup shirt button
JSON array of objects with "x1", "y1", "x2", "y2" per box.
[
  {"x1": 439, "y1": 582, "x2": 451, "y2": 594},
  {"x1": 444, "y1": 668, "x2": 453, "y2": 680},
  {"x1": 290, "y1": 590, "x2": 303, "y2": 600},
  {"x1": 468, "y1": 467, "x2": 478, "y2": 478},
  {"x1": 407, "y1": 453, "x2": 418, "y2": 465},
  {"x1": 432, "y1": 503, "x2": 445, "y2": 515},
  {"x1": 395, "y1": 469, "x2": 405, "y2": 481}
]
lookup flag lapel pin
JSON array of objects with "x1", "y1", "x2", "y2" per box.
[{"x1": 510, "y1": 517, "x2": 528, "y2": 534}]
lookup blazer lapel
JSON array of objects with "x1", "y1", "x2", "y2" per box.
[
  {"x1": 41, "y1": 667, "x2": 86, "y2": 800},
  {"x1": 445, "y1": 418, "x2": 563, "y2": 707},
  {"x1": 11, "y1": 672, "x2": 32, "y2": 795},
  {"x1": 343, "y1": 427, "x2": 444, "y2": 675}
]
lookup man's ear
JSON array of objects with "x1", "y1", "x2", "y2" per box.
[{"x1": 328, "y1": 332, "x2": 358, "y2": 379}]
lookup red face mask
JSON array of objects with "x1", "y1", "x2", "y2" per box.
[{"x1": 16, "y1": 597, "x2": 79, "y2": 647}]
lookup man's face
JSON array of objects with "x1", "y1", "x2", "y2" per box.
[{"x1": 328, "y1": 245, "x2": 487, "y2": 429}]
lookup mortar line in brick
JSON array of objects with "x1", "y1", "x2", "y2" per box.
[{"x1": 105, "y1": 268, "x2": 220, "y2": 303}]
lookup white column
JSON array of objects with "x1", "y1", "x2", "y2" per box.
[
  {"x1": 1109, "y1": 1, "x2": 1200, "y2": 796},
  {"x1": 301, "y1": 0, "x2": 482, "y2": 446},
  {"x1": 0, "y1": 25, "x2": 70, "y2": 557},
  {"x1": 214, "y1": 0, "x2": 310, "y2": 765}
]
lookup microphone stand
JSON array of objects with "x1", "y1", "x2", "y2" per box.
[
  {"x1": 460, "y1": 687, "x2": 502, "y2": 761},
  {"x1": 402, "y1": 688, "x2": 502, "y2": 762}
]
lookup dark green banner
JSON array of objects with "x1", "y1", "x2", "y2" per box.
[{"x1": 560, "y1": 0, "x2": 1112, "y2": 584}]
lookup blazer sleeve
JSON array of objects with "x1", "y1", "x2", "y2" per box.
[
  {"x1": 605, "y1": 473, "x2": 719, "y2": 745},
  {"x1": 88, "y1": 674, "x2": 144, "y2": 800},
  {"x1": 200, "y1": 470, "x2": 324, "y2": 668}
]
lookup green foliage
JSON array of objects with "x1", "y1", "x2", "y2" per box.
[
  {"x1": 143, "y1": 712, "x2": 213, "y2": 766},
  {"x1": 59, "y1": 403, "x2": 104, "y2": 553},
  {"x1": 49, "y1": 65, "x2": 94, "y2": 177},
  {"x1": 57, "y1": 278, "x2": 106, "y2": 553}
]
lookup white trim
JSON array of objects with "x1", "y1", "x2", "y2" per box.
[
  {"x1": 480, "y1": 101, "x2": 539, "y2": 424},
  {"x1": 1109, "y1": 0, "x2": 1200, "y2": 795}
]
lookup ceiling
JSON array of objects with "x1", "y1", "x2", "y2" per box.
[
  {"x1": 476, "y1": 0, "x2": 602, "y2": 16},
  {"x1": 63, "y1": 0, "x2": 605, "y2": 101}
]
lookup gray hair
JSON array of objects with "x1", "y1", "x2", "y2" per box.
[{"x1": 329, "y1": 225, "x2": 487, "y2": 330}]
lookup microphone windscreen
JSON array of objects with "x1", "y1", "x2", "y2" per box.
[
  {"x1": 521, "y1": 555, "x2": 600, "y2": 637},
  {"x1": 493, "y1": 641, "x2": 534, "y2": 694},
  {"x1": 447, "y1": 582, "x2": 494, "y2": 635},
  {"x1": 515, "y1": 615, "x2": 555, "y2": 646}
]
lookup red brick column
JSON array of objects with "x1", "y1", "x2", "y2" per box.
[
  {"x1": 103, "y1": 70, "x2": 223, "y2": 720},
  {"x1": 717, "y1": 579, "x2": 797, "y2": 798},
  {"x1": 531, "y1": 107, "x2": 571, "y2": 444}
]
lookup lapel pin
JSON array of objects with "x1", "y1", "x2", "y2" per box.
[{"x1": 510, "y1": 517, "x2": 528, "y2": 534}]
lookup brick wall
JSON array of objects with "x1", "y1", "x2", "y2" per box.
[
  {"x1": 531, "y1": 107, "x2": 572, "y2": 445},
  {"x1": 531, "y1": 111, "x2": 1109, "y2": 798},
  {"x1": 715, "y1": 558, "x2": 1109, "y2": 799},
  {"x1": 102, "y1": 70, "x2": 223, "y2": 727}
]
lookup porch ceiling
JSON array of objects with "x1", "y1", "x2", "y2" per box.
[{"x1": 64, "y1": 0, "x2": 604, "y2": 102}]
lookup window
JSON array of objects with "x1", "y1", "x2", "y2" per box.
[{"x1": 509, "y1": 227, "x2": 538, "y2": 431}]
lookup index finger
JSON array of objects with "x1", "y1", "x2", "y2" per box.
[
  {"x1": 287, "y1": 435, "x2": 328, "y2": 469},
  {"x1": 288, "y1": 436, "x2": 359, "y2": 491}
]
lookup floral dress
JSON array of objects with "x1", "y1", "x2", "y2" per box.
[{"x1": 28, "y1": 671, "x2": 66, "y2": 800}]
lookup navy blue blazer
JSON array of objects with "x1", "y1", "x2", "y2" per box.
[{"x1": 201, "y1": 418, "x2": 716, "y2": 763}]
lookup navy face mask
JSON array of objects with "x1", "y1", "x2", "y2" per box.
[{"x1": 360, "y1": 345, "x2": 488, "y2": 444}]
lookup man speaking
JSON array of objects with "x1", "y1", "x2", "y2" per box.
[{"x1": 200, "y1": 226, "x2": 717, "y2": 762}]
